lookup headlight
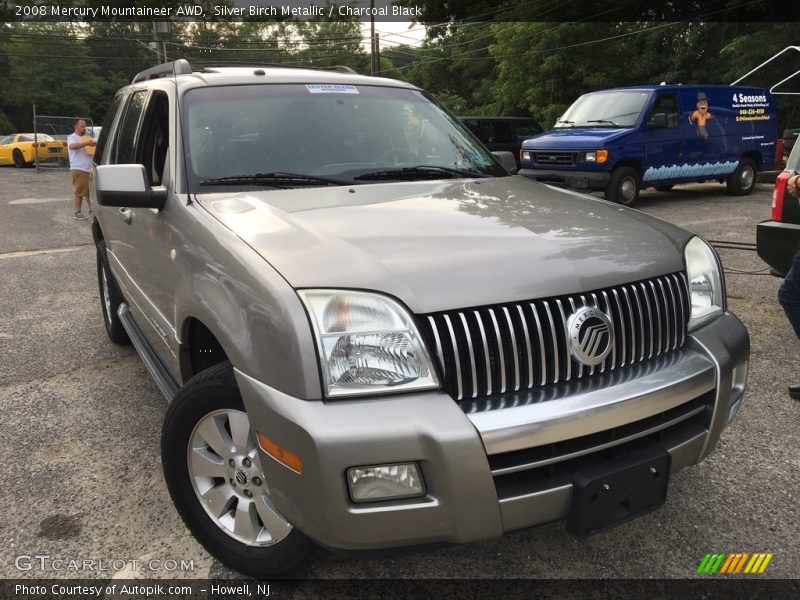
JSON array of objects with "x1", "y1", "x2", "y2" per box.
[
  {"x1": 298, "y1": 290, "x2": 439, "y2": 398},
  {"x1": 583, "y1": 149, "x2": 608, "y2": 163},
  {"x1": 520, "y1": 150, "x2": 532, "y2": 162},
  {"x1": 684, "y1": 236, "x2": 725, "y2": 331}
]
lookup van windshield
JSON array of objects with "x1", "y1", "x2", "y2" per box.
[
  {"x1": 183, "y1": 83, "x2": 506, "y2": 190},
  {"x1": 554, "y1": 90, "x2": 651, "y2": 128}
]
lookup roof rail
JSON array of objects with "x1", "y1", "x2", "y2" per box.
[
  {"x1": 198, "y1": 62, "x2": 358, "y2": 75},
  {"x1": 323, "y1": 65, "x2": 358, "y2": 74},
  {"x1": 132, "y1": 59, "x2": 192, "y2": 84}
]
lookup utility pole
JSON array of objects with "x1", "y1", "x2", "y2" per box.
[
  {"x1": 371, "y1": 32, "x2": 380, "y2": 77},
  {"x1": 370, "y1": 1, "x2": 380, "y2": 76},
  {"x1": 153, "y1": 21, "x2": 173, "y2": 64}
]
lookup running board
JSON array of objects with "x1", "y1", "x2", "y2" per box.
[{"x1": 118, "y1": 303, "x2": 178, "y2": 402}]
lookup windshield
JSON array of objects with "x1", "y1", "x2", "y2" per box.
[
  {"x1": 19, "y1": 133, "x2": 55, "y2": 141},
  {"x1": 554, "y1": 90, "x2": 651, "y2": 128},
  {"x1": 183, "y1": 83, "x2": 505, "y2": 190}
]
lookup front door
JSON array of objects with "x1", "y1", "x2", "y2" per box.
[{"x1": 641, "y1": 93, "x2": 682, "y2": 187}]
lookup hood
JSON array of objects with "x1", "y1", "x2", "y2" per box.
[
  {"x1": 522, "y1": 127, "x2": 634, "y2": 149},
  {"x1": 197, "y1": 177, "x2": 690, "y2": 314}
]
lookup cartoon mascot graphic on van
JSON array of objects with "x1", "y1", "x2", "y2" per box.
[{"x1": 689, "y1": 92, "x2": 713, "y2": 139}]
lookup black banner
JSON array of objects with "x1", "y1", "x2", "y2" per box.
[{"x1": 3, "y1": 579, "x2": 800, "y2": 600}]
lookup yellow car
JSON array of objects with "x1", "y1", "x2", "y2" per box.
[{"x1": 0, "y1": 133, "x2": 68, "y2": 167}]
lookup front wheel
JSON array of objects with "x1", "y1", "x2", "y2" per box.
[
  {"x1": 162, "y1": 362, "x2": 313, "y2": 577},
  {"x1": 726, "y1": 157, "x2": 757, "y2": 196},
  {"x1": 606, "y1": 166, "x2": 641, "y2": 206},
  {"x1": 13, "y1": 149, "x2": 28, "y2": 168}
]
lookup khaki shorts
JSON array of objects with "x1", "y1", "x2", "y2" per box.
[{"x1": 71, "y1": 170, "x2": 90, "y2": 200}]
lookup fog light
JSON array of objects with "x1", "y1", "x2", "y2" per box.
[{"x1": 347, "y1": 463, "x2": 425, "y2": 503}]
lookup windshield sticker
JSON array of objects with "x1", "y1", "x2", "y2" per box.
[{"x1": 306, "y1": 84, "x2": 359, "y2": 95}]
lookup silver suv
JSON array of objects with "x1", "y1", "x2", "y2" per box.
[{"x1": 91, "y1": 60, "x2": 749, "y2": 577}]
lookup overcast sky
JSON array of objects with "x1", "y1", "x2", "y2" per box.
[{"x1": 365, "y1": 21, "x2": 427, "y2": 48}]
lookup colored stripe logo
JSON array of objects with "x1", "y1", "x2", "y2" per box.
[{"x1": 696, "y1": 552, "x2": 773, "y2": 574}]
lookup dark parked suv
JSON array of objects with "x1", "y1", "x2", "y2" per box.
[
  {"x1": 459, "y1": 116, "x2": 542, "y2": 165},
  {"x1": 757, "y1": 139, "x2": 800, "y2": 275},
  {"x1": 90, "y1": 60, "x2": 749, "y2": 577}
]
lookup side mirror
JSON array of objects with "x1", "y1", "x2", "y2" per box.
[
  {"x1": 492, "y1": 150, "x2": 518, "y2": 174},
  {"x1": 648, "y1": 113, "x2": 667, "y2": 129},
  {"x1": 96, "y1": 164, "x2": 167, "y2": 210}
]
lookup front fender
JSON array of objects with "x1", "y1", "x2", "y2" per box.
[{"x1": 173, "y1": 213, "x2": 322, "y2": 400}]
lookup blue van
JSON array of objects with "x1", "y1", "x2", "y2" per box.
[{"x1": 519, "y1": 84, "x2": 777, "y2": 206}]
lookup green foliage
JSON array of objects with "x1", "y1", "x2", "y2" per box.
[
  {"x1": 1, "y1": 23, "x2": 105, "y2": 130},
  {"x1": 1, "y1": 16, "x2": 798, "y2": 136},
  {"x1": 405, "y1": 24, "x2": 501, "y2": 116}
]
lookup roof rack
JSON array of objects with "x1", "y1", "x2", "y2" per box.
[
  {"x1": 198, "y1": 62, "x2": 358, "y2": 75},
  {"x1": 132, "y1": 59, "x2": 192, "y2": 84}
]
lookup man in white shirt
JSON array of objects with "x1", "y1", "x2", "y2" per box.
[{"x1": 67, "y1": 118, "x2": 95, "y2": 220}]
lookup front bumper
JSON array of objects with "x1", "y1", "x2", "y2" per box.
[
  {"x1": 236, "y1": 312, "x2": 748, "y2": 550},
  {"x1": 519, "y1": 167, "x2": 609, "y2": 192}
]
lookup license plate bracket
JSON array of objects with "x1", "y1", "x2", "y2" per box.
[{"x1": 565, "y1": 446, "x2": 671, "y2": 536}]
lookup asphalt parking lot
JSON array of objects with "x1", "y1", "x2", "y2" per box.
[{"x1": 1, "y1": 167, "x2": 798, "y2": 582}]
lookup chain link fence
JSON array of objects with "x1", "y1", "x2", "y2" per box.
[{"x1": 33, "y1": 111, "x2": 95, "y2": 171}]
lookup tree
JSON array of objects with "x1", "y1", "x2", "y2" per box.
[{"x1": 1, "y1": 23, "x2": 104, "y2": 130}]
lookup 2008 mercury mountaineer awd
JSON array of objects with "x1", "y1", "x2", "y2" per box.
[{"x1": 90, "y1": 60, "x2": 749, "y2": 577}]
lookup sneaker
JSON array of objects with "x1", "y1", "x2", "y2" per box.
[{"x1": 73, "y1": 211, "x2": 87, "y2": 220}]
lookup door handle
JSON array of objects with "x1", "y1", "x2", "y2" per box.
[{"x1": 119, "y1": 207, "x2": 133, "y2": 224}]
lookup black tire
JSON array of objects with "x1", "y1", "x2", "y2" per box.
[
  {"x1": 606, "y1": 166, "x2": 641, "y2": 206},
  {"x1": 162, "y1": 362, "x2": 313, "y2": 578},
  {"x1": 654, "y1": 184, "x2": 673, "y2": 192},
  {"x1": 13, "y1": 149, "x2": 27, "y2": 168},
  {"x1": 96, "y1": 241, "x2": 130, "y2": 345},
  {"x1": 726, "y1": 157, "x2": 757, "y2": 196}
]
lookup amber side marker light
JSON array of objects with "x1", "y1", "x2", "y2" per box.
[{"x1": 256, "y1": 431, "x2": 303, "y2": 474}]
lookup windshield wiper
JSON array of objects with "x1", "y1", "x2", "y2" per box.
[
  {"x1": 199, "y1": 172, "x2": 349, "y2": 187},
  {"x1": 354, "y1": 165, "x2": 489, "y2": 182},
  {"x1": 556, "y1": 120, "x2": 575, "y2": 127},
  {"x1": 586, "y1": 119, "x2": 620, "y2": 127}
]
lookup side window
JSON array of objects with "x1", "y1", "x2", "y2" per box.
[
  {"x1": 490, "y1": 121, "x2": 513, "y2": 143},
  {"x1": 649, "y1": 94, "x2": 679, "y2": 129},
  {"x1": 514, "y1": 122, "x2": 542, "y2": 142},
  {"x1": 137, "y1": 91, "x2": 170, "y2": 186},
  {"x1": 115, "y1": 90, "x2": 148, "y2": 164},
  {"x1": 94, "y1": 92, "x2": 125, "y2": 164},
  {"x1": 463, "y1": 119, "x2": 491, "y2": 144}
]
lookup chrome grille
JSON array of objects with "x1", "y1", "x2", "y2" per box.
[
  {"x1": 419, "y1": 273, "x2": 689, "y2": 401},
  {"x1": 531, "y1": 151, "x2": 579, "y2": 167}
]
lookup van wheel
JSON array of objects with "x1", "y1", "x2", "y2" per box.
[
  {"x1": 96, "y1": 241, "x2": 130, "y2": 345},
  {"x1": 162, "y1": 362, "x2": 313, "y2": 577},
  {"x1": 606, "y1": 167, "x2": 641, "y2": 206},
  {"x1": 726, "y1": 158, "x2": 757, "y2": 196}
]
